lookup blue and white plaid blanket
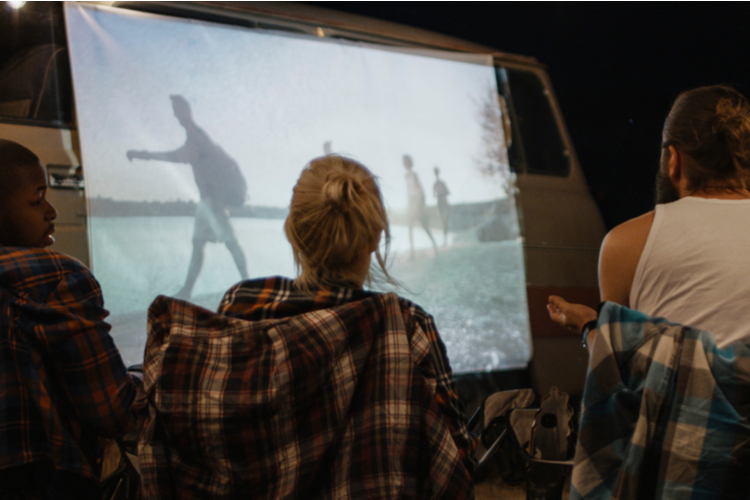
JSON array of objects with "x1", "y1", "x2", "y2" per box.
[{"x1": 572, "y1": 302, "x2": 750, "y2": 500}]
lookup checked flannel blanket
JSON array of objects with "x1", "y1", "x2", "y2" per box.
[
  {"x1": 134, "y1": 292, "x2": 473, "y2": 499},
  {"x1": 572, "y1": 302, "x2": 750, "y2": 500}
]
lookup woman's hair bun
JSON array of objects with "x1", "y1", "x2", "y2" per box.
[
  {"x1": 322, "y1": 171, "x2": 362, "y2": 212},
  {"x1": 285, "y1": 155, "x2": 396, "y2": 292}
]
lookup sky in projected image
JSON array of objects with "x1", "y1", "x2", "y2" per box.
[
  {"x1": 66, "y1": 3, "x2": 529, "y2": 372},
  {"x1": 66, "y1": 4, "x2": 506, "y2": 209}
]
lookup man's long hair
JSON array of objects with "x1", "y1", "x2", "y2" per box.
[{"x1": 663, "y1": 85, "x2": 750, "y2": 193}]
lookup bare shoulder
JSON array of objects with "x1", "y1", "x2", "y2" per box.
[
  {"x1": 598, "y1": 211, "x2": 655, "y2": 305},
  {"x1": 603, "y1": 211, "x2": 655, "y2": 252}
]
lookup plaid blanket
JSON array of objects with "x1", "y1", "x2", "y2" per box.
[
  {"x1": 0, "y1": 247, "x2": 137, "y2": 481},
  {"x1": 218, "y1": 277, "x2": 478, "y2": 468},
  {"x1": 136, "y1": 281, "x2": 475, "y2": 499},
  {"x1": 572, "y1": 302, "x2": 750, "y2": 500}
]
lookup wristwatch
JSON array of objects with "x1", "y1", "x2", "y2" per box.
[{"x1": 581, "y1": 319, "x2": 597, "y2": 348}]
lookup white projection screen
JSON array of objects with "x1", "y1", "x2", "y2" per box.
[{"x1": 65, "y1": 2, "x2": 531, "y2": 373}]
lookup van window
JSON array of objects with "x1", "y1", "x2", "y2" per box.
[
  {"x1": 0, "y1": 2, "x2": 73, "y2": 127},
  {"x1": 497, "y1": 67, "x2": 570, "y2": 176}
]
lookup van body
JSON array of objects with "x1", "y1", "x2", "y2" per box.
[{"x1": 0, "y1": 1, "x2": 606, "y2": 401}]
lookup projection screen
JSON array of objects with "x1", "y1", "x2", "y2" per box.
[{"x1": 65, "y1": 2, "x2": 530, "y2": 373}]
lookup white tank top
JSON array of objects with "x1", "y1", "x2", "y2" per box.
[{"x1": 630, "y1": 197, "x2": 750, "y2": 346}]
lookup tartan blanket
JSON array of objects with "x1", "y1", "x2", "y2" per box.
[
  {"x1": 0, "y1": 247, "x2": 136, "y2": 481},
  {"x1": 572, "y1": 302, "x2": 750, "y2": 500},
  {"x1": 135, "y1": 292, "x2": 473, "y2": 499}
]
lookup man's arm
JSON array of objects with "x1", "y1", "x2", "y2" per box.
[
  {"x1": 598, "y1": 211, "x2": 655, "y2": 306},
  {"x1": 126, "y1": 145, "x2": 188, "y2": 164}
]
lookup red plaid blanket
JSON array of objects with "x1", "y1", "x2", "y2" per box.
[{"x1": 136, "y1": 278, "x2": 475, "y2": 499}]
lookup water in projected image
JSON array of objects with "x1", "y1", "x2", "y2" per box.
[{"x1": 66, "y1": 3, "x2": 530, "y2": 372}]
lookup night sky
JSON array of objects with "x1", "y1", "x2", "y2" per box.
[{"x1": 307, "y1": 2, "x2": 750, "y2": 229}]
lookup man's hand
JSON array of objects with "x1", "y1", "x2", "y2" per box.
[{"x1": 547, "y1": 295, "x2": 598, "y2": 334}]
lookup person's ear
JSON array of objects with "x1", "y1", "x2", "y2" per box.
[{"x1": 668, "y1": 145, "x2": 682, "y2": 183}]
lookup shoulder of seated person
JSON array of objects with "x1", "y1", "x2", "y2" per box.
[
  {"x1": 393, "y1": 294, "x2": 433, "y2": 322},
  {"x1": 45, "y1": 249, "x2": 92, "y2": 274},
  {"x1": 1, "y1": 247, "x2": 87, "y2": 271},
  {"x1": 603, "y1": 211, "x2": 655, "y2": 249},
  {"x1": 0, "y1": 249, "x2": 97, "y2": 303}
]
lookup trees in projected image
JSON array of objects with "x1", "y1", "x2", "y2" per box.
[{"x1": 477, "y1": 86, "x2": 513, "y2": 198}]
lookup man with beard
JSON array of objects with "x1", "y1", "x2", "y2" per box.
[
  {"x1": 546, "y1": 86, "x2": 750, "y2": 499},
  {"x1": 595, "y1": 85, "x2": 750, "y2": 346}
]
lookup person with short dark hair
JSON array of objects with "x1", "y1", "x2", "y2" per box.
[
  {"x1": 596, "y1": 85, "x2": 750, "y2": 346},
  {"x1": 0, "y1": 139, "x2": 139, "y2": 499}
]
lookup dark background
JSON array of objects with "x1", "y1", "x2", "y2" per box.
[{"x1": 307, "y1": 2, "x2": 750, "y2": 229}]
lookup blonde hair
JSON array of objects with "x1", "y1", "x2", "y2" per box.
[{"x1": 285, "y1": 155, "x2": 395, "y2": 291}]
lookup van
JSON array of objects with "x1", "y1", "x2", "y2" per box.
[{"x1": 0, "y1": 1, "x2": 605, "y2": 405}]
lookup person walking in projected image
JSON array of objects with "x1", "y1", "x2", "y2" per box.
[
  {"x1": 403, "y1": 154, "x2": 438, "y2": 259},
  {"x1": 127, "y1": 95, "x2": 249, "y2": 300},
  {"x1": 433, "y1": 166, "x2": 450, "y2": 246}
]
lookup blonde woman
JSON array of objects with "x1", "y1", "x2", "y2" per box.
[{"x1": 212, "y1": 155, "x2": 478, "y2": 497}]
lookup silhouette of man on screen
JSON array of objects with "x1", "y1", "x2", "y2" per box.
[
  {"x1": 403, "y1": 154, "x2": 438, "y2": 259},
  {"x1": 127, "y1": 95, "x2": 249, "y2": 300}
]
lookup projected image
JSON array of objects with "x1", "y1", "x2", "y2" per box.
[{"x1": 65, "y1": 3, "x2": 530, "y2": 372}]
